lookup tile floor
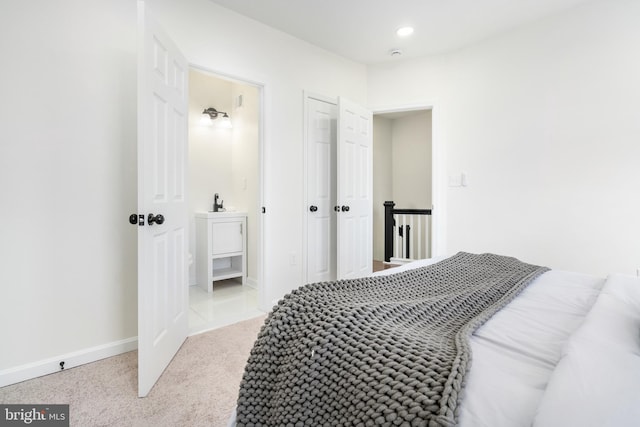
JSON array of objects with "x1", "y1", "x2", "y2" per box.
[{"x1": 188, "y1": 278, "x2": 264, "y2": 334}]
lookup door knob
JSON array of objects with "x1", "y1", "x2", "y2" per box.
[
  {"x1": 309, "y1": 205, "x2": 318, "y2": 212},
  {"x1": 148, "y1": 213, "x2": 165, "y2": 225},
  {"x1": 341, "y1": 205, "x2": 350, "y2": 212},
  {"x1": 129, "y1": 214, "x2": 138, "y2": 225}
]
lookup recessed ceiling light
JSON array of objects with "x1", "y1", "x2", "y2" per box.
[{"x1": 396, "y1": 26, "x2": 414, "y2": 37}]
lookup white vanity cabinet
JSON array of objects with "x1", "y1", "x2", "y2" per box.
[{"x1": 195, "y1": 212, "x2": 247, "y2": 292}]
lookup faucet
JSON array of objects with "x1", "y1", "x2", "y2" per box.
[{"x1": 213, "y1": 193, "x2": 224, "y2": 212}]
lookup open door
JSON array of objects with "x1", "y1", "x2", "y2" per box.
[
  {"x1": 337, "y1": 97, "x2": 373, "y2": 279},
  {"x1": 136, "y1": 0, "x2": 189, "y2": 397}
]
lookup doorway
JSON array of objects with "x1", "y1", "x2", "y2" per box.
[
  {"x1": 187, "y1": 67, "x2": 264, "y2": 333},
  {"x1": 372, "y1": 109, "x2": 433, "y2": 269}
]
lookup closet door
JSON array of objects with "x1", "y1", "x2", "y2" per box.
[
  {"x1": 306, "y1": 97, "x2": 337, "y2": 283},
  {"x1": 337, "y1": 97, "x2": 373, "y2": 279}
]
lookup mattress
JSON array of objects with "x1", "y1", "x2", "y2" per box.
[{"x1": 230, "y1": 256, "x2": 640, "y2": 426}]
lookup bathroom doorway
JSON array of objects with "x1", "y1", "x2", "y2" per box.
[{"x1": 187, "y1": 67, "x2": 263, "y2": 333}]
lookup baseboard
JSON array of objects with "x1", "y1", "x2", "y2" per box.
[
  {"x1": 389, "y1": 257, "x2": 413, "y2": 265},
  {"x1": 245, "y1": 277, "x2": 258, "y2": 289},
  {"x1": 0, "y1": 337, "x2": 138, "y2": 388}
]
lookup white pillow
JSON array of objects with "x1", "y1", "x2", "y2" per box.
[{"x1": 533, "y1": 274, "x2": 640, "y2": 427}]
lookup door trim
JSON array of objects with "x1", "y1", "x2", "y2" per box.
[{"x1": 371, "y1": 101, "x2": 445, "y2": 258}]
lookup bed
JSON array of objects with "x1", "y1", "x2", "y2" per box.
[{"x1": 229, "y1": 252, "x2": 640, "y2": 426}]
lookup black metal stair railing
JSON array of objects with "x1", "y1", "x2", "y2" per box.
[{"x1": 384, "y1": 201, "x2": 432, "y2": 262}]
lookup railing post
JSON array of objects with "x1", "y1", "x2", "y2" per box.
[{"x1": 384, "y1": 201, "x2": 395, "y2": 262}]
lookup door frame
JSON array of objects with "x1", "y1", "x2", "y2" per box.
[
  {"x1": 188, "y1": 63, "x2": 270, "y2": 314},
  {"x1": 302, "y1": 91, "x2": 338, "y2": 284},
  {"x1": 371, "y1": 101, "x2": 446, "y2": 258}
]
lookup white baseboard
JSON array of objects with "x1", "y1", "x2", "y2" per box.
[
  {"x1": 245, "y1": 277, "x2": 258, "y2": 289},
  {"x1": 0, "y1": 337, "x2": 138, "y2": 388},
  {"x1": 389, "y1": 257, "x2": 413, "y2": 265}
]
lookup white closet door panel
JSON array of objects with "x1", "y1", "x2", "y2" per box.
[
  {"x1": 306, "y1": 97, "x2": 337, "y2": 283},
  {"x1": 337, "y1": 97, "x2": 372, "y2": 280},
  {"x1": 357, "y1": 214, "x2": 370, "y2": 272},
  {"x1": 314, "y1": 216, "x2": 330, "y2": 275}
]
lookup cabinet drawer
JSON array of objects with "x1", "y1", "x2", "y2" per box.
[{"x1": 211, "y1": 221, "x2": 243, "y2": 255}]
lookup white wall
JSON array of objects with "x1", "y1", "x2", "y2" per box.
[
  {"x1": 0, "y1": 0, "x2": 366, "y2": 377},
  {"x1": 0, "y1": 0, "x2": 138, "y2": 371},
  {"x1": 368, "y1": 0, "x2": 640, "y2": 276},
  {"x1": 188, "y1": 70, "x2": 233, "y2": 215},
  {"x1": 392, "y1": 111, "x2": 432, "y2": 210}
]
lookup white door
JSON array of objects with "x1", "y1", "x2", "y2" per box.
[
  {"x1": 137, "y1": 1, "x2": 189, "y2": 397},
  {"x1": 306, "y1": 97, "x2": 337, "y2": 283},
  {"x1": 337, "y1": 97, "x2": 373, "y2": 279}
]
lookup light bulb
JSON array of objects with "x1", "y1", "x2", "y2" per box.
[
  {"x1": 200, "y1": 114, "x2": 213, "y2": 126},
  {"x1": 396, "y1": 27, "x2": 414, "y2": 37}
]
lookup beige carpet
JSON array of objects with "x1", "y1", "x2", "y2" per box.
[{"x1": 0, "y1": 315, "x2": 266, "y2": 427}]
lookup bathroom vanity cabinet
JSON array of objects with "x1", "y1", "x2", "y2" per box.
[{"x1": 195, "y1": 211, "x2": 247, "y2": 292}]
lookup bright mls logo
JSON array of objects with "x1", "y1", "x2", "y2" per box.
[{"x1": 0, "y1": 405, "x2": 69, "y2": 427}]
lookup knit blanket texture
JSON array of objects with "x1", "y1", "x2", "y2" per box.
[{"x1": 236, "y1": 252, "x2": 548, "y2": 427}]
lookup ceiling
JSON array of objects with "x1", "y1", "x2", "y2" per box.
[{"x1": 209, "y1": 0, "x2": 590, "y2": 64}]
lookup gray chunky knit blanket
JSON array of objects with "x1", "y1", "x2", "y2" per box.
[{"x1": 236, "y1": 252, "x2": 548, "y2": 427}]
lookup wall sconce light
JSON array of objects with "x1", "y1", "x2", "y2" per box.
[{"x1": 201, "y1": 107, "x2": 232, "y2": 128}]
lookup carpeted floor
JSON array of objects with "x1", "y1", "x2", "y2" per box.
[{"x1": 0, "y1": 315, "x2": 266, "y2": 427}]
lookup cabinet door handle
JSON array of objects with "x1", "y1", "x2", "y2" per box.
[{"x1": 309, "y1": 205, "x2": 318, "y2": 212}]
